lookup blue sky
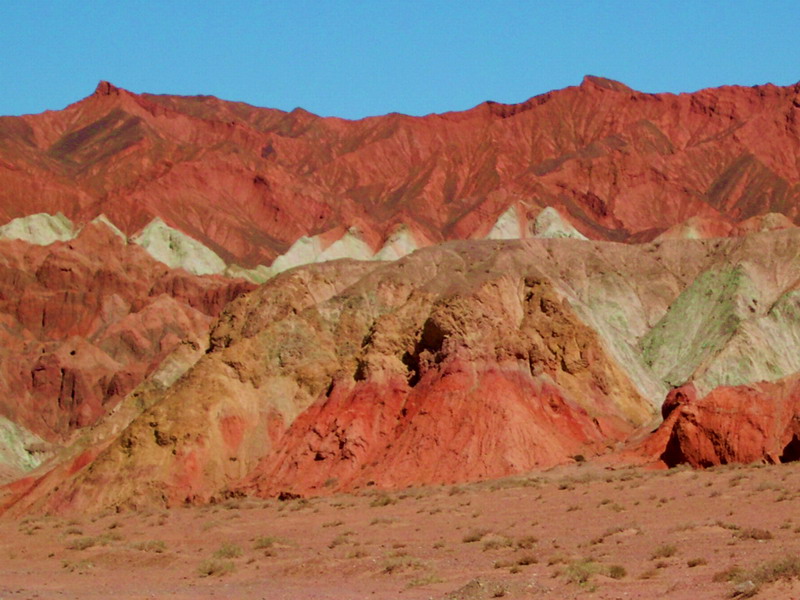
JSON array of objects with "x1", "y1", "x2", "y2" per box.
[{"x1": 2, "y1": 1, "x2": 799, "y2": 119}]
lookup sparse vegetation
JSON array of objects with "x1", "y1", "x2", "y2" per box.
[
  {"x1": 213, "y1": 543, "x2": 243, "y2": 559},
  {"x1": 650, "y1": 544, "x2": 677, "y2": 559},
  {"x1": 66, "y1": 537, "x2": 96, "y2": 551},
  {"x1": 733, "y1": 527, "x2": 773, "y2": 541},
  {"x1": 61, "y1": 559, "x2": 94, "y2": 573},
  {"x1": 481, "y1": 534, "x2": 512, "y2": 551},
  {"x1": 562, "y1": 558, "x2": 603, "y2": 587},
  {"x1": 687, "y1": 557, "x2": 707, "y2": 567},
  {"x1": 462, "y1": 529, "x2": 489, "y2": 543},
  {"x1": 328, "y1": 533, "x2": 352, "y2": 549},
  {"x1": 712, "y1": 565, "x2": 744, "y2": 582},
  {"x1": 197, "y1": 559, "x2": 235, "y2": 577},
  {"x1": 369, "y1": 494, "x2": 397, "y2": 508},
  {"x1": 608, "y1": 564, "x2": 627, "y2": 579},
  {"x1": 322, "y1": 519, "x2": 344, "y2": 528},
  {"x1": 382, "y1": 555, "x2": 422, "y2": 574},
  {"x1": 407, "y1": 573, "x2": 443, "y2": 588},
  {"x1": 254, "y1": 536, "x2": 280, "y2": 549},
  {"x1": 131, "y1": 540, "x2": 166, "y2": 553},
  {"x1": 729, "y1": 555, "x2": 800, "y2": 597}
]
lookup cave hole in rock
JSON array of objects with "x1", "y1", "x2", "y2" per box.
[
  {"x1": 401, "y1": 317, "x2": 446, "y2": 387},
  {"x1": 780, "y1": 434, "x2": 800, "y2": 463}
]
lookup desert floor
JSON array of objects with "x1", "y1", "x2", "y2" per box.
[{"x1": 2, "y1": 462, "x2": 800, "y2": 599}]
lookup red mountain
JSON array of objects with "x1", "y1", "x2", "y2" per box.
[
  {"x1": 3, "y1": 76, "x2": 800, "y2": 513},
  {"x1": 2, "y1": 76, "x2": 800, "y2": 268}
]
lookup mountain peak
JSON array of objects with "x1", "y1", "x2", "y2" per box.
[
  {"x1": 580, "y1": 75, "x2": 633, "y2": 92},
  {"x1": 94, "y1": 80, "x2": 123, "y2": 96}
]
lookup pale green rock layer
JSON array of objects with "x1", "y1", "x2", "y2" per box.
[
  {"x1": 0, "y1": 213, "x2": 407, "y2": 282},
  {"x1": 486, "y1": 206, "x2": 523, "y2": 240},
  {"x1": 0, "y1": 416, "x2": 44, "y2": 476},
  {"x1": 485, "y1": 206, "x2": 589, "y2": 241},
  {"x1": 640, "y1": 266, "x2": 756, "y2": 388},
  {"x1": 533, "y1": 206, "x2": 589, "y2": 240},
  {"x1": 131, "y1": 217, "x2": 228, "y2": 276},
  {"x1": 0, "y1": 212, "x2": 74, "y2": 245}
]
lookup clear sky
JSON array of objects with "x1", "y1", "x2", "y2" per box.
[{"x1": 2, "y1": 1, "x2": 799, "y2": 119}]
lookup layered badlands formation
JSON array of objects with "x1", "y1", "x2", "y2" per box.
[{"x1": 2, "y1": 77, "x2": 800, "y2": 515}]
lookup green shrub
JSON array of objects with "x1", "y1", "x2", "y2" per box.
[{"x1": 213, "y1": 543, "x2": 243, "y2": 559}]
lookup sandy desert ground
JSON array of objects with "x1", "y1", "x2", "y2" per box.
[{"x1": 2, "y1": 462, "x2": 800, "y2": 599}]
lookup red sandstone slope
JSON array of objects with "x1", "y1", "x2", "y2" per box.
[
  {"x1": 0, "y1": 221, "x2": 254, "y2": 445},
  {"x1": 2, "y1": 77, "x2": 800, "y2": 265}
]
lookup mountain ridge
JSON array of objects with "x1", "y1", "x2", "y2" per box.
[
  {"x1": 3, "y1": 76, "x2": 800, "y2": 269},
  {"x1": 4, "y1": 77, "x2": 800, "y2": 514}
]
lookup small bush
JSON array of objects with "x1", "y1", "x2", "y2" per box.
[
  {"x1": 66, "y1": 537, "x2": 96, "y2": 551},
  {"x1": 61, "y1": 559, "x2": 94, "y2": 573},
  {"x1": 254, "y1": 536, "x2": 280, "y2": 549},
  {"x1": 712, "y1": 565, "x2": 744, "y2": 582},
  {"x1": 687, "y1": 557, "x2": 707, "y2": 568},
  {"x1": 563, "y1": 558, "x2": 602, "y2": 586},
  {"x1": 95, "y1": 532, "x2": 123, "y2": 545},
  {"x1": 731, "y1": 555, "x2": 800, "y2": 595},
  {"x1": 650, "y1": 544, "x2": 677, "y2": 559},
  {"x1": 328, "y1": 533, "x2": 351, "y2": 549},
  {"x1": 369, "y1": 494, "x2": 396, "y2": 507},
  {"x1": 462, "y1": 529, "x2": 489, "y2": 543},
  {"x1": 322, "y1": 520, "x2": 344, "y2": 528},
  {"x1": 608, "y1": 564, "x2": 627, "y2": 579},
  {"x1": 197, "y1": 559, "x2": 235, "y2": 577},
  {"x1": 131, "y1": 540, "x2": 166, "y2": 553},
  {"x1": 734, "y1": 527, "x2": 773, "y2": 541},
  {"x1": 515, "y1": 535, "x2": 538, "y2": 549},
  {"x1": 482, "y1": 535, "x2": 513, "y2": 551},
  {"x1": 407, "y1": 574, "x2": 443, "y2": 588},
  {"x1": 382, "y1": 555, "x2": 422, "y2": 574},
  {"x1": 213, "y1": 543, "x2": 243, "y2": 559}
]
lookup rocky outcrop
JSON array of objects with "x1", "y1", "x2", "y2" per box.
[
  {"x1": 639, "y1": 229, "x2": 800, "y2": 396},
  {"x1": 639, "y1": 377, "x2": 800, "y2": 467},
  {"x1": 0, "y1": 220, "x2": 254, "y2": 446}
]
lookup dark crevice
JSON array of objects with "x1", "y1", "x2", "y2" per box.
[
  {"x1": 780, "y1": 434, "x2": 800, "y2": 463},
  {"x1": 402, "y1": 318, "x2": 446, "y2": 387},
  {"x1": 659, "y1": 430, "x2": 686, "y2": 468}
]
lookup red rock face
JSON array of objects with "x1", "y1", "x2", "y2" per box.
[
  {"x1": 243, "y1": 358, "x2": 632, "y2": 497},
  {"x1": 2, "y1": 77, "x2": 800, "y2": 266},
  {"x1": 0, "y1": 222, "x2": 254, "y2": 442},
  {"x1": 639, "y1": 378, "x2": 800, "y2": 467}
]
